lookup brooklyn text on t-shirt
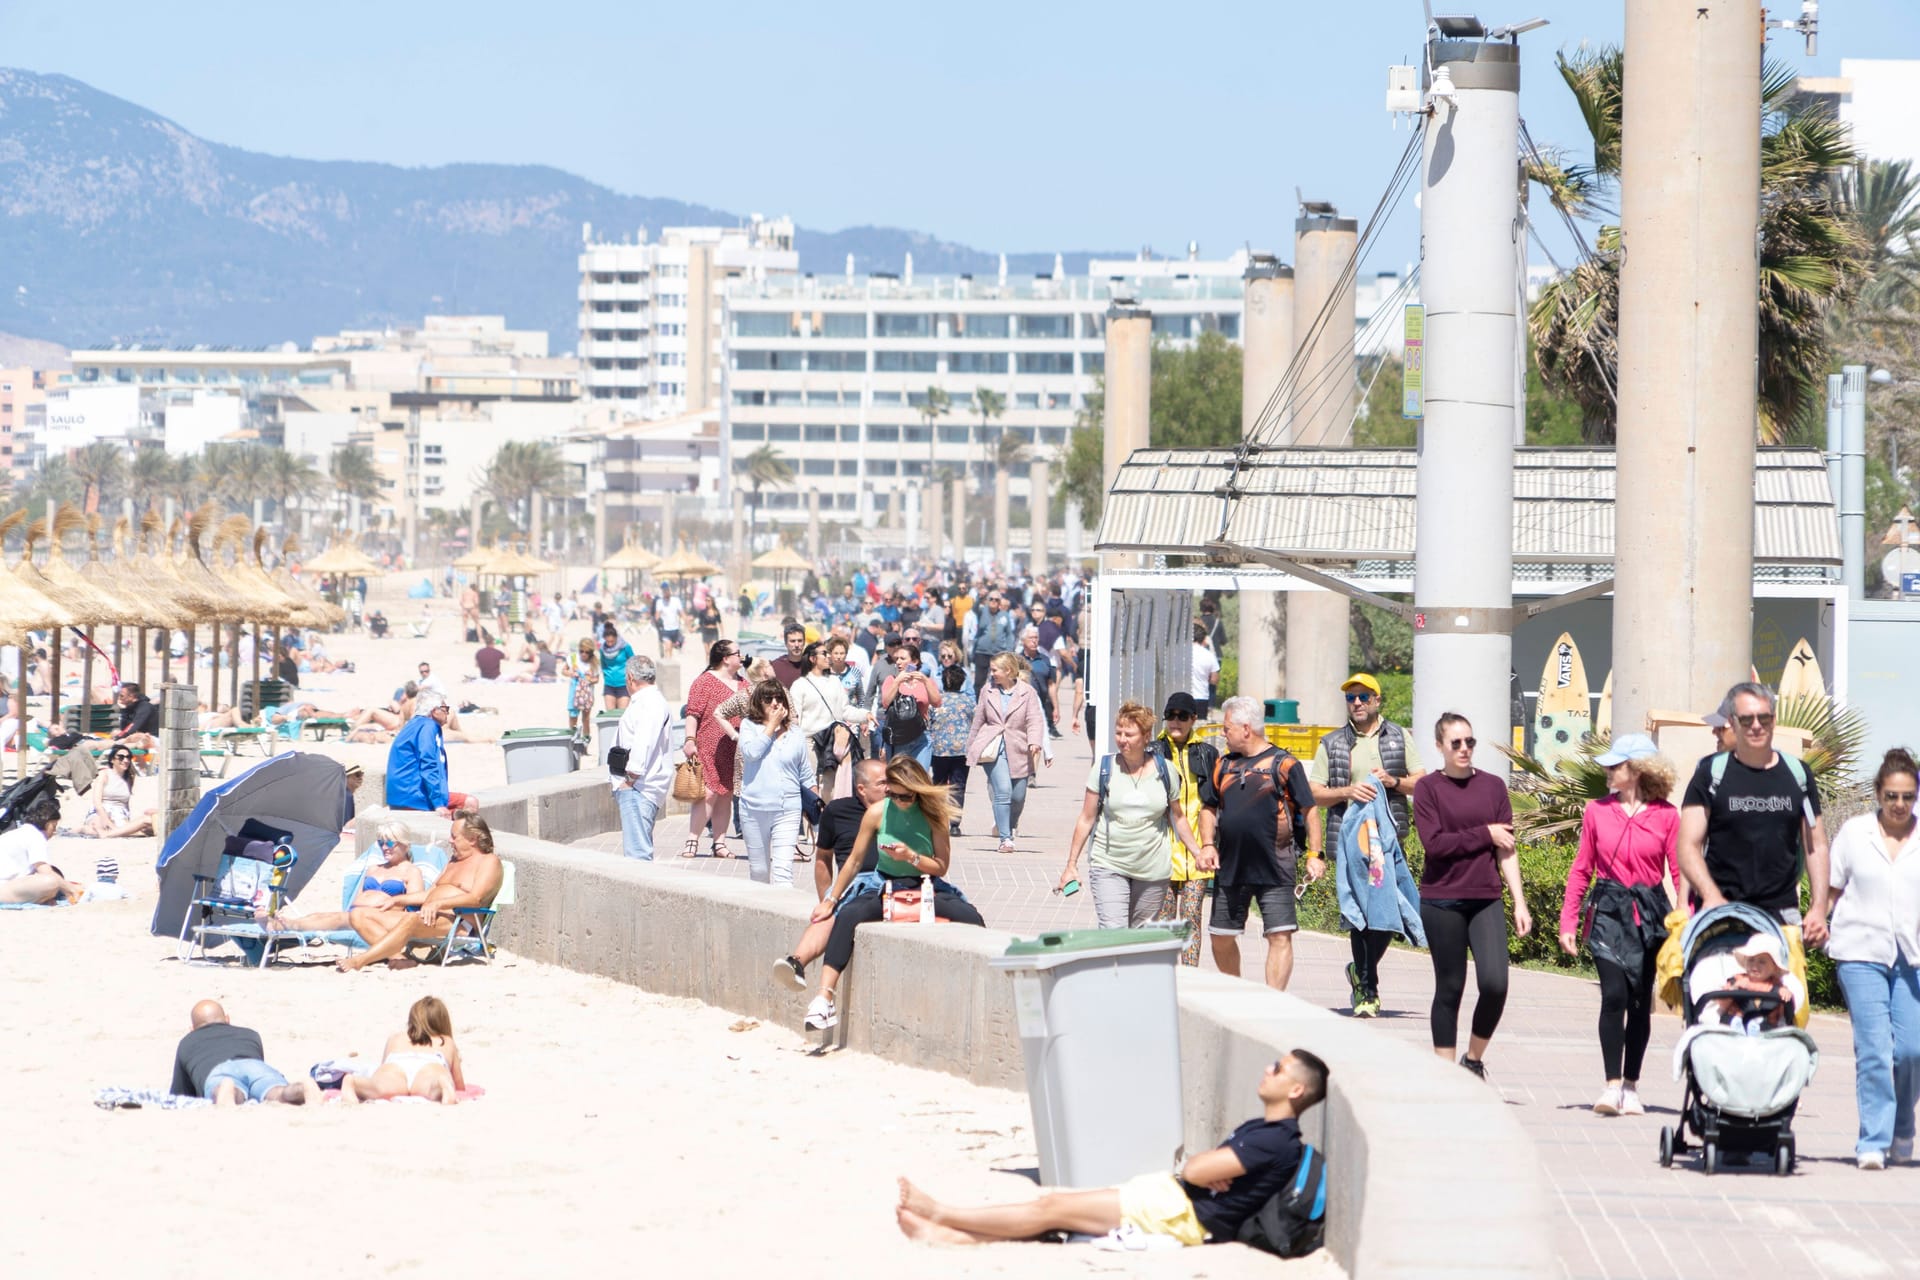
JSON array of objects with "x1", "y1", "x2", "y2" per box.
[{"x1": 1727, "y1": 795, "x2": 1797, "y2": 814}]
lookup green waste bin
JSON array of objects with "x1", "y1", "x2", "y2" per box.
[
  {"x1": 1264, "y1": 698, "x2": 1300, "y2": 725},
  {"x1": 988, "y1": 928, "x2": 1186, "y2": 1188},
  {"x1": 500, "y1": 727, "x2": 577, "y2": 785}
]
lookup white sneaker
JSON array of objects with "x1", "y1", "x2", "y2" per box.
[
  {"x1": 1859, "y1": 1150, "x2": 1888, "y2": 1171},
  {"x1": 1619, "y1": 1086, "x2": 1646, "y2": 1117},
  {"x1": 771, "y1": 955, "x2": 806, "y2": 991},
  {"x1": 804, "y1": 994, "x2": 837, "y2": 1031},
  {"x1": 1593, "y1": 1085, "x2": 1623, "y2": 1116},
  {"x1": 1893, "y1": 1138, "x2": 1914, "y2": 1164}
]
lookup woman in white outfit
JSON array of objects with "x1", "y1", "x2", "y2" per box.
[
  {"x1": 731, "y1": 680, "x2": 817, "y2": 886},
  {"x1": 787, "y1": 642, "x2": 869, "y2": 804}
]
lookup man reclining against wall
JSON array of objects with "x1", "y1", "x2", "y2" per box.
[
  {"x1": 338, "y1": 813, "x2": 502, "y2": 972},
  {"x1": 895, "y1": 1051, "x2": 1327, "y2": 1248}
]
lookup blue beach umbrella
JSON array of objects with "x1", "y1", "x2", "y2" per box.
[{"x1": 150, "y1": 752, "x2": 353, "y2": 939}]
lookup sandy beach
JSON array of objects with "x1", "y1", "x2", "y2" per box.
[{"x1": 3, "y1": 580, "x2": 1330, "y2": 1278}]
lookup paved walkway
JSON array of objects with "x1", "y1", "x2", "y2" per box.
[{"x1": 585, "y1": 727, "x2": 1915, "y2": 1280}]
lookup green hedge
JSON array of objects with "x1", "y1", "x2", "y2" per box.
[{"x1": 1298, "y1": 831, "x2": 1842, "y2": 1007}]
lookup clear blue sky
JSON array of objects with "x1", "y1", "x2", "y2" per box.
[{"x1": 4, "y1": 0, "x2": 1916, "y2": 273}]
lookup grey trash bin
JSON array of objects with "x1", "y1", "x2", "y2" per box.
[
  {"x1": 989, "y1": 928, "x2": 1186, "y2": 1189},
  {"x1": 595, "y1": 712, "x2": 622, "y2": 765},
  {"x1": 500, "y1": 727, "x2": 577, "y2": 785}
]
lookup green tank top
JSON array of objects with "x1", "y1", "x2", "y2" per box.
[{"x1": 875, "y1": 799, "x2": 933, "y2": 877}]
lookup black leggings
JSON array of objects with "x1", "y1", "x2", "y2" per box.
[
  {"x1": 1595, "y1": 951, "x2": 1659, "y2": 1082},
  {"x1": 1422, "y1": 898, "x2": 1509, "y2": 1050},
  {"x1": 1349, "y1": 928, "x2": 1394, "y2": 997},
  {"x1": 823, "y1": 888, "x2": 987, "y2": 972},
  {"x1": 931, "y1": 755, "x2": 969, "y2": 813}
]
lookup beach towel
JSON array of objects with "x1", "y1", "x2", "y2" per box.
[
  {"x1": 94, "y1": 1088, "x2": 210, "y2": 1110},
  {"x1": 1335, "y1": 790, "x2": 1426, "y2": 945}
]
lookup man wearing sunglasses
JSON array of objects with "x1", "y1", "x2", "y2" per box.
[
  {"x1": 1308, "y1": 673, "x2": 1424, "y2": 1016},
  {"x1": 1678, "y1": 681, "x2": 1830, "y2": 1027}
]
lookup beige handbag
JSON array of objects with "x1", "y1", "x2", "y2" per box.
[{"x1": 671, "y1": 757, "x2": 707, "y2": 804}]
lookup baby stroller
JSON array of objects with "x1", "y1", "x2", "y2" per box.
[{"x1": 1658, "y1": 903, "x2": 1819, "y2": 1176}]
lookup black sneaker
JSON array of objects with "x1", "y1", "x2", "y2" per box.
[
  {"x1": 1460, "y1": 1055, "x2": 1489, "y2": 1081},
  {"x1": 771, "y1": 955, "x2": 806, "y2": 991},
  {"x1": 948, "y1": 820, "x2": 961, "y2": 837}
]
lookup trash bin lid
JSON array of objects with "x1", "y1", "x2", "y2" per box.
[
  {"x1": 991, "y1": 927, "x2": 1186, "y2": 970},
  {"x1": 501, "y1": 727, "x2": 574, "y2": 739}
]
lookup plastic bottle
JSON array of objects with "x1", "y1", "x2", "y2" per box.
[
  {"x1": 919, "y1": 875, "x2": 935, "y2": 924},
  {"x1": 883, "y1": 877, "x2": 895, "y2": 922}
]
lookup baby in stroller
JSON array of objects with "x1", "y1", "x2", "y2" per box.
[{"x1": 1707, "y1": 935, "x2": 1805, "y2": 1033}]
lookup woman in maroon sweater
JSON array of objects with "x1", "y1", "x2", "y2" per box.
[{"x1": 1412, "y1": 712, "x2": 1532, "y2": 1081}]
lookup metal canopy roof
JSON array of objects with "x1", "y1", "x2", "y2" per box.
[{"x1": 1094, "y1": 446, "x2": 1840, "y2": 566}]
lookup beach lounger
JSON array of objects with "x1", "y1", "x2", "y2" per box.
[
  {"x1": 304, "y1": 717, "x2": 351, "y2": 742},
  {"x1": 214, "y1": 725, "x2": 275, "y2": 757},
  {"x1": 404, "y1": 860, "x2": 515, "y2": 966}
]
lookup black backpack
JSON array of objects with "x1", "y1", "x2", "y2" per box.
[
  {"x1": 885, "y1": 689, "x2": 927, "y2": 746},
  {"x1": 1235, "y1": 1143, "x2": 1326, "y2": 1258},
  {"x1": 0, "y1": 767, "x2": 62, "y2": 834}
]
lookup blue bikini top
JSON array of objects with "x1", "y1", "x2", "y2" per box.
[{"x1": 361, "y1": 877, "x2": 408, "y2": 897}]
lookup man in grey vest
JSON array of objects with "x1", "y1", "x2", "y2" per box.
[
  {"x1": 1309, "y1": 673, "x2": 1425, "y2": 1017},
  {"x1": 968, "y1": 590, "x2": 1016, "y2": 695}
]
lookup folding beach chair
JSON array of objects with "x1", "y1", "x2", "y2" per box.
[
  {"x1": 204, "y1": 843, "x2": 450, "y2": 966},
  {"x1": 177, "y1": 822, "x2": 297, "y2": 966},
  {"x1": 405, "y1": 860, "x2": 515, "y2": 966}
]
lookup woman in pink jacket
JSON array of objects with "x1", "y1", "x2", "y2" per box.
[
  {"x1": 966, "y1": 653, "x2": 1052, "y2": 852},
  {"x1": 1558, "y1": 733, "x2": 1682, "y2": 1119}
]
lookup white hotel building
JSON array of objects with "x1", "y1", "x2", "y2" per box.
[{"x1": 720, "y1": 251, "x2": 1253, "y2": 531}]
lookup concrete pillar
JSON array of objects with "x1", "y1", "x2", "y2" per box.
[
  {"x1": 730, "y1": 490, "x2": 746, "y2": 575},
  {"x1": 158, "y1": 682, "x2": 200, "y2": 840},
  {"x1": 924, "y1": 480, "x2": 943, "y2": 562},
  {"x1": 1102, "y1": 304, "x2": 1152, "y2": 572},
  {"x1": 992, "y1": 466, "x2": 1011, "y2": 569},
  {"x1": 1241, "y1": 256, "x2": 1295, "y2": 700},
  {"x1": 661, "y1": 493, "x2": 676, "y2": 551},
  {"x1": 1411, "y1": 34, "x2": 1522, "y2": 779},
  {"x1": 1612, "y1": 0, "x2": 1760, "y2": 734},
  {"x1": 805, "y1": 489, "x2": 822, "y2": 561},
  {"x1": 1064, "y1": 498, "x2": 1084, "y2": 563},
  {"x1": 529, "y1": 493, "x2": 544, "y2": 556},
  {"x1": 687, "y1": 243, "x2": 715, "y2": 414},
  {"x1": 1289, "y1": 214, "x2": 1358, "y2": 723},
  {"x1": 1840, "y1": 365, "x2": 1867, "y2": 599},
  {"x1": 469, "y1": 493, "x2": 484, "y2": 553},
  {"x1": 592, "y1": 490, "x2": 608, "y2": 568},
  {"x1": 949, "y1": 475, "x2": 966, "y2": 563},
  {"x1": 1029, "y1": 457, "x2": 1051, "y2": 576}
]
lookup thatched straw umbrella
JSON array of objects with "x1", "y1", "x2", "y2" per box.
[
  {"x1": 0, "y1": 510, "x2": 75, "y2": 769},
  {"x1": 275, "y1": 534, "x2": 348, "y2": 630},
  {"x1": 150, "y1": 512, "x2": 228, "y2": 701},
  {"x1": 15, "y1": 510, "x2": 138, "y2": 734},
  {"x1": 211, "y1": 515, "x2": 306, "y2": 705}
]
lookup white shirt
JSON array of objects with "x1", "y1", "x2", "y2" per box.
[
  {"x1": 1189, "y1": 644, "x2": 1220, "y2": 700},
  {"x1": 0, "y1": 823, "x2": 49, "y2": 881},
  {"x1": 1827, "y1": 811, "x2": 1920, "y2": 966},
  {"x1": 417, "y1": 673, "x2": 448, "y2": 698},
  {"x1": 612, "y1": 684, "x2": 676, "y2": 808},
  {"x1": 789, "y1": 671, "x2": 859, "y2": 738}
]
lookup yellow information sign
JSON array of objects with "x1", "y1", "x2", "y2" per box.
[{"x1": 1402, "y1": 304, "x2": 1424, "y2": 420}]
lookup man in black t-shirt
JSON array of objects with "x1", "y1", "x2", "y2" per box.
[
  {"x1": 1198, "y1": 698, "x2": 1321, "y2": 992},
  {"x1": 772, "y1": 759, "x2": 888, "y2": 990},
  {"x1": 895, "y1": 1051, "x2": 1327, "y2": 1248},
  {"x1": 168, "y1": 999, "x2": 316, "y2": 1106},
  {"x1": 1677, "y1": 682, "x2": 1829, "y2": 1024}
]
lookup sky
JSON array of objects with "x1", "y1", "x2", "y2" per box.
[{"x1": 3, "y1": 0, "x2": 1917, "y2": 276}]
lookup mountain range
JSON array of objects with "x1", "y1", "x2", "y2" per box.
[{"x1": 0, "y1": 68, "x2": 1114, "y2": 353}]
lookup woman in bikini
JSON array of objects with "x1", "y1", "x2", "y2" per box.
[
  {"x1": 83, "y1": 746, "x2": 158, "y2": 838},
  {"x1": 263, "y1": 822, "x2": 430, "y2": 933},
  {"x1": 340, "y1": 995, "x2": 466, "y2": 1106}
]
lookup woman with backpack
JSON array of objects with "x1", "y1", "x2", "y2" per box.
[
  {"x1": 967, "y1": 652, "x2": 1052, "y2": 854},
  {"x1": 1058, "y1": 700, "x2": 1204, "y2": 928},
  {"x1": 879, "y1": 640, "x2": 941, "y2": 771}
]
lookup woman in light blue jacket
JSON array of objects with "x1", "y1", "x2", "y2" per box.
[{"x1": 732, "y1": 679, "x2": 817, "y2": 887}]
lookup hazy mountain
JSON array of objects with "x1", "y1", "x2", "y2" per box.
[{"x1": 0, "y1": 68, "x2": 1113, "y2": 353}]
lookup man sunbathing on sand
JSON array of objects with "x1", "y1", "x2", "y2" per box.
[
  {"x1": 169, "y1": 999, "x2": 318, "y2": 1106},
  {"x1": 895, "y1": 1051, "x2": 1326, "y2": 1248},
  {"x1": 337, "y1": 814, "x2": 502, "y2": 972}
]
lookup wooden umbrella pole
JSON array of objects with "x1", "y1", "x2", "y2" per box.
[
  {"x1": 49, "y1": 628, "x2": 62, "y2": 737},
  {"x1": 184, "y1": 623, "x2": 195, "y2": 689},
  {"x1": 80, "y1": 627, "x2": 94, "y2": 739},
  {"x1": 159, "y1": 626, "x2": 171, "y2": 687},
  {"x1": 229, "y1": 622, "x2": 241, "y2": 709},
  {"x1": 208, "y1": 620, "x2": 221, "y2": 713},
  {"x1": 250, "y1": 622, "x2": 261, "y2": 708},
  {"x1": 137, "y1": 627, "x2": 149, "y2": 688}
]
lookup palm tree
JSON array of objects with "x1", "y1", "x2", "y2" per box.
[
  {"x1": 329, "y1": 446, "x2": 382, "y2": 532},
  {"x1": 481, "y1": 441, "x2": 566, "y2": 541},
  {"x1": 128, "y1": 445, "x2": 172, "y2": 509},
  {"x1": 1847, "y1": 158, "x2": 1920, "y2": 313},
  {"x1": 262, "y1": 450, "x2": 322, "y2": 529},
  {"x1": 67, "y1": 441, "x2": 126, "y2": 514},
  {"x1": 22, "y1": 457, "x2": 80, "y2": 522},
  {"x1": 740, "y1": 443, "x2": 795, "y2": 547},
  {"x1": 1528, "y1": 48, "x2": 1868, "y2": 442},
  {"x1": 919, "y1": 385, "x2": 951, "y2": 477}
]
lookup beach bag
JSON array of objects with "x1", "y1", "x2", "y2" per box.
[
  {"x1": 1236, "y1": 1143, "x2": 1326, "y2": 1258},
  {"x1": 672, "y1": 758, "x2": 707, "y2": 804},
  {"x1": 885, "y1": 690, "x2": 926, "y2": 745}
]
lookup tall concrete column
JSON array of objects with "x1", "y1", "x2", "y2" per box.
[
  {"x1": 687, "y1": 243, "x2": 715, "y2": 414},
  {"x1": 1840, "y1": 365, "x2": 1867, "y2": 599},
  {"x1": 992, "y1": 467, "x2": 1011, "y2": 569},
  {"x1": 949, "y1": 475, "x2": 966, "y2": 563},
  {"x1": 805, "y1": 489, "x2": 821, "y2": 561},
  {"x1": 468, "y1": 493, "x2": 483, "y2": 552},
  {"x1": 592, "y1": 490, "x2": 608, "y2": 568},
  {"x1": 730, "y1": 489, "x2": 746, "y2": 575},
  {"x1": 1102, "y1": 304, "x2": 1152, "y2": 572},
  {"x1": 1064, "y1": 498, "x2": 1084, "y2": 563},
  {"x1": 1288, "y1": 211, "x2": 1358, "y2": 723},
  {"x1": 924, "y1": 480, "x2": 943, "y2": 562},
  {"x1": 1241, "y1": 256, "x2": 1295, "y2": 701},
  {"x1": 1029, "y1": 457, "x2": 1051, "y2": 576},
  {"x1": 661, "y1": 493, "x2": 676, "y2": 551},
  {"x1": 1612, "y1": 0, "x2": 1761, "y2": 734},
  {"x1": 529, "y1": 493, "x2": 543, "y2": 555},
  {"x1": 1411, "y1": 34, "x2": 1522, "y2": 779}
]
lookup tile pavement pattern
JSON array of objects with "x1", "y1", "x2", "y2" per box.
[{"x1": 583, "y1": 729, "x2": 1917, "y2": 1280}]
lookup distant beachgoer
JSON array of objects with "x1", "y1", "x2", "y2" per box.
[{"x1": 0, "y1": 797, "x2": 78, "y2": 905}]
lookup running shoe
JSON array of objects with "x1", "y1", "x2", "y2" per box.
[
  {"x1": 1893, "y1": 1137, "x2": 1914, "y2": 1164},
  {"x1": 1618, "y1": 1086, "x2": 1646, "y2": 1117},
  {"x1": 1459, "y1": 1055, "x2": 1489, "y2": 1082},
  {"x1": 997, "y1": 839, "x2": 1016, "y2": 854},
  {"x1": 804, "y1": 994, "x2": 837, "y2": 1030},
  {"x1": 1344, "y1": 962, "x2": 1364, "y2": 1012},
  {"x1": 1354, "y1": 995, "x2": 1381, "y2": 1019},
  {"x1": 772, "y1": 955, "x2": 806, "y2": 991},
  {"x1": 1592, "y1": 1085, "x2": 1623, "y2": 1116},
  {"x1": 1859, "y1": 1150, "x2": 1888, "y2": 1171}
]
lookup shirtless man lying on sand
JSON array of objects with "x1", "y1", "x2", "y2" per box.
[{"x1": 338, "y1": 813, "x2": 502, "y2": 972}]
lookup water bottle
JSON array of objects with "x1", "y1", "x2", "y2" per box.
[
  {"x1": 919, "y1": 875, "x2": 935, "y2": 924},
  {"x1": 883, "y1": 878, "x2": 895, "y2": 922}
]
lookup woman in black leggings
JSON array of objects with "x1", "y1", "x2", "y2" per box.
[{"x1": 1411, "y1": 713, "x2": 1532, "y2": 1080}]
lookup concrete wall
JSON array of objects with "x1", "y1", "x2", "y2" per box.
[{"x1": 361, "y1": 770, "x2": 1553, "y2": 1276}]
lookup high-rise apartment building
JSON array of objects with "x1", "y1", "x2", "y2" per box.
[{"x1": 578, "y1": 216, "x2": 797, "y2": 417}]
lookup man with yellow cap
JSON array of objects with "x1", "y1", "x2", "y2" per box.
[{"x1": 1309, "y1": 673, "x2": 1425, "y2": 1016}]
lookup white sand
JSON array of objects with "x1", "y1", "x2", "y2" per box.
[{"x1": 5, "y1": 586, "x2": 1332, "y2": 1278}]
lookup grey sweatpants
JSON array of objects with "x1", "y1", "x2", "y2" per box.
[{"x1": 1088, "y1": 864, "x2": 1169, "y2": 930}]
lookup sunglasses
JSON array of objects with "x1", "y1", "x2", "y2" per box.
[
  {"x1": 1344, "y1": 692, "x2": 1375, "y2": 704},
  {"x1": 1883, "y1": 791, "x2": 1917, "y2": 803},
  {"x1": 1735, "y1": 713, "x2": 1775, "y2": 728},
  {"x1": 1166, "y1": 711, "x2": 1195, "y2": 722},
  {"x1": 1448, "y1": 737, "x2": 1478, "y2": 750},
  {"x1": 888, "y1": 789, "x2": 914, "y2": 801}
]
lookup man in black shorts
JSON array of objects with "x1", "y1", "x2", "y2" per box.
[
  {"x1": 1199, "y1": 696, "x2": 1321, "y2": 991},
  {"x1": 770, "y1": 758, "x2": 888, "y2": 989}
]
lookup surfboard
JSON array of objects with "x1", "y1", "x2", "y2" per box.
[
  {"x1": 1535, "y1": 632, "x2": 1592, "y2": 774},
  {"x1": 1778, "y1": 638, "x2": 1826, "y2": 700},
  {"x1": 1595, "y1": 669, "x2": 1613, "y2": 738}
]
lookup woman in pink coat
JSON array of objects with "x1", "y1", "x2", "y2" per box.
[{"x1": 966, "y1": 652, "x2": 1052, "y2": 852}]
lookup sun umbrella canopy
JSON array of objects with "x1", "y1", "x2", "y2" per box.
[
  {"x1": 481, "y1": 545, "x2": 558, "y2": 577},
  {"x1": 150, "y1": 752, "x2": 353, "y2": 940},
  {"x1": 601, "y1": 543, "x2": 661, "y2": 572},
  {"x1": 750, "y1": 545, "x2": 812, "y2": 573},
  {"x1": 655, "y1": 545, "x2": 722, "y2": 578},
  {"x1": 303, "y1": 543, "x2": 385, "y2": 577},
  {"x1": 453, "y1": 545, "x2": 496, "y2": 572},
  {"x1": 0, "y1": 567, "x2": 74, "y2": 632}
]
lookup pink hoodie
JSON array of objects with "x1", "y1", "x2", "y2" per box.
[{"x1": 1560, "y1": 795, "x2": 1682, "y2": 936}]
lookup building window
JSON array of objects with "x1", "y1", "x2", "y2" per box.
[
  {"x1": 903, "y1": 425, "x2": 930, "y2": 444},
  {"x1": 901, "y1": 460, "x2": 927, "y2": 478},
  {"x1": 733, "y1": 390, "x2": 765, "y2": 406},
  {"x1": 936, "y1": 425, "x2": 968, "y2": 444},
  {"x1": 868, "y1": 459, "x2": 898, "y2": 476},
  {"x1": 1015, "y1": 393, "x2": 1040, "y2": 409},
  {"x1": 1040, "y1": 426, "x2": 1067, "y2": 446},
  {"x1": 1016, "y1": 353, "x2": 1074, "y2": 375},
  {"x1": 875, "y1": 352, "x2": 936, "y2": 373},
  {"x1": 871, "y1": 391, "x2": 902, "y2": 405},
  {"x1": 867, "y1": 424, "x2": 900, "y2": 443},
  {"x1": 804, "y1": 425, "x2": 836, "y2": 442},
  {"x1": 770, "y1": 390, "x2": 803, "y2": 406},
  {"x1": 731, "y1": 423, "x2": 766, "y2": 441},
  {"x1": 767, "y1": 424, "x2": 800, "y2": 441},
  {"x1": 837, "y1": 459, "x2": 860, "y2": 475},
  {"x1": 808, "y1": 350, "x2": 865, "y2": 373},
  {"x1": 1198, "y1": 313, "x2": 1240, "y2": 339},
  {"x1": 802, "y1": 459, "x2": 834, "y2": 476},
  {"x1": 1151, "y1": 315, "x2": 1191, "y2": 340},
  {"x1": 956, "y1": 313, "x2": 1010, "y2": 339},
  {"x1": 619, "y1": 329, "x2": 642, "y2": 341},
  {"x1": 591, "y1": 359, "x2": 613, "y2": 370},
  {"x1": 592, "y1": 272, "x2": 615, "y2": 285},
  {"x1": 593, "y1": 301, "x2": 616, "y2": 313},
  {"x1": 839, "y1": 424, "x2": 862, "y2": 441},
  {"x1": 1080, "y1": 353, "x2": 1104, "y2": 375},
  {"x1": 618, "y1": 387, "x2": 640, "y2": 399},
  {"x1": 618, "y1": 272, "x2": 643, "y2": 284},
  {"x1": 590, "y1": 329, "x2": 616, "y2": 342},
  {"x1": 733, "y1": 350, "x2": 803, "y2": 371},
  {"x1": 834, "y1": 493, "x2": 856, "y2": 510},
  {"x1": 873, "y1": 313, "x2": 931, "y2": 339},
  {"x1": 1080, "y1": 313, "x2": 1106, "y2": 341},
  {"x1": 1016, "y1": 314, "x2": 1073, "y2": 339},
  {"x1": 947, "y1": 352, "x2": 1005, "y2": 375},
  {"x1": 817, "y1": 313, "x2": 867, "y2": 339},
  {"x1": 734, "y1": 313, "x2": 794, "y2": 338}
]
